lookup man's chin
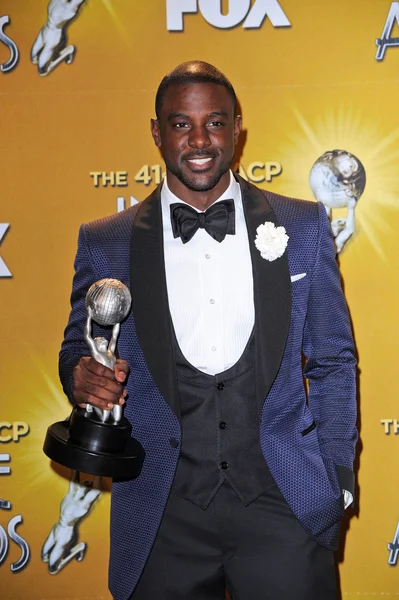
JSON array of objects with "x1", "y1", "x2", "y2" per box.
[
  {"x1": 183, "y1": 179, "x2": 220, "y2": 192},
  {"x1": 177, "y1": 168, "x2": 227, "y2": 192}
]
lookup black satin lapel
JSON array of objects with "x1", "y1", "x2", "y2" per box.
[
  {"x1": 130, "y1": 186, "x2": 180, "y2": 421},
  {"x1": 238, "y1": 175, "x2": 292, "y2": 411}
]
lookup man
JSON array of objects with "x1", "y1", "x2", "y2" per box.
[{"x1": 59, "y1": 61, "x2": 357, "y2": 600}]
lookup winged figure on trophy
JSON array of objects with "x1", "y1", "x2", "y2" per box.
[
  {"x1": 42, "y1": 472, "x2": 101, "y2": 574},
  {"x1": 309, "y1": 149, "x2": 366, "y2": 254},
  {"x1": 31, "y1": 0, "x2": 86, "y2": 76}
]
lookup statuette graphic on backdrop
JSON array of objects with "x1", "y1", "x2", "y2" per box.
[
  {"x1": 31, "y1": 0, "x2": 86, "y2": 76},
  {"x1": 309, "y1": 150, "x2": 366, "y2": 254},
  {"x1": 42, "y1": 473, "x2": 101, "y2": 574}
]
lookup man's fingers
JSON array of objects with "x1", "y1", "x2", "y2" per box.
[
  {"x1": 76, "y1": 396, "x2": 125, "y2": 411},
  {"x1": 73, "y1": 372, "x2": 123, "y2": 404},
  {"x1": 73, "y1": 357, "x2": 126, "y2": 408},
  {"x1": 75, "y1": 393, "x2": 118, "y2": 411},
  {"x1": 80, "y1": 381, "x2": 121, "y2": 405},
  {"x1": 79, "y1": 370, "x2": 124, "y2": 396},
  {"x1": 114, "y1": 359, "x2": 129, "y2": 383},
  {"x1": 80, "y1": 356, "x2": 116, "y2": 380}
]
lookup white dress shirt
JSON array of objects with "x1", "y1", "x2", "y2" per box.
[{"x1": 161, "y1": 171, "x2": 254, "y2": 375}]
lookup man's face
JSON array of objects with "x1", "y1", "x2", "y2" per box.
[{"x1": 151, "y1": 83, "x2": 241, "y2": 194}]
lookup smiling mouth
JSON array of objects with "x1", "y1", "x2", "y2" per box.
[{"x1": 186, "y1": 157, "x2": 214, "y2": 168}]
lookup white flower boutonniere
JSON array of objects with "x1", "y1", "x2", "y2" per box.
[{"x1": 254, "y1": 222, "x2": 289, "y2": 261}]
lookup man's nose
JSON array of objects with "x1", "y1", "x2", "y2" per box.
[{"x1": 188, "y1": 125, "x2": 211, "y2": 149}]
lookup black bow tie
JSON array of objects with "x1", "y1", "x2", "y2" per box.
[{"x1": 170, "y1": 199, "x2": 235, "y2": 244}]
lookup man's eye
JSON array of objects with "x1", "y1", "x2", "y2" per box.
[
  {"x1": 174, "y1": 122, "x2": 189, "y2": 128},
  {"x1": 209, "y1": 121, "x2": 224, "y2": 127}
]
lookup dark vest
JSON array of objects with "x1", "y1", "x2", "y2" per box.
[{"x1": 171, "y1": 330, "x2": 275, "y2": 509}]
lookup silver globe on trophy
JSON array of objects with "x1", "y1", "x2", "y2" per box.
[
  {"x1": 309, "y1": 149, "x2": 366, "y2": 254},
  {"x1": 43, "y1": 279, "x2": 145, "y2": 479}
]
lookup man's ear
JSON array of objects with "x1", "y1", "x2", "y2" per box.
[
  {"x1": 234, "y1": 115, "x2": 242, "y2": 146},
  {"x1": 150, "y1": 118, "x2": 161, "y2": 148}
]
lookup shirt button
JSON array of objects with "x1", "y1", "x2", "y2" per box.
[
  {"x1": 221, "y1": 461, "x2": 229, "y2": 469},
  {"x1": 219, "y1": 421, "x2": 227, "y2": 429},
  {"x1": 211, "y1": 346, "x2": 217, "y2": 351},
  {"x1": 216, "y1": 383, "x2": 225, "y2": 391},
  {"x1": 205, "y1": 254, "x2": 211, "y2": 259},
  {"x1": 210, "y1": 298, "x2": 215, "y2": 304},
  {"x1": 169, "y1": 438, "x2": 179, "y2": 448}
]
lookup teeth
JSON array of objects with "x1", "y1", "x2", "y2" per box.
[{"x1": 187, "y1": 157, "x2": 213, "y2": 166}]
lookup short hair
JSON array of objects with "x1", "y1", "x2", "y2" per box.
[{"x1": 155, "y1": 61, "x2": 237, "y2": 119}]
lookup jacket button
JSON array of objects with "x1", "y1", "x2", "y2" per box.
[
  {"x1": 216, "y1": 383, "x2": 225, "y2": 390},
  {"x1": 219, "y1": 421, "x2": 227, "y2": 429},
  {"x1": 220, "y1": 461, "x2": 228, "y2": 470},
  {"x1": 169, "y1": 437, "x2": 179, "y2": 448}
]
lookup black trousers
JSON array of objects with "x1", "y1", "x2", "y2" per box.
[{"x1": 130, "y1": 481, "x2": 337, "y2": 600}]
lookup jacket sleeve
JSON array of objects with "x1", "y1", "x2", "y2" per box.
[
  {"x1": 59, "y1": 224, "x2": 109, "y2": 405},
  {"x1": 303, "y1": 202, "x2": 357, "y2": 496}
]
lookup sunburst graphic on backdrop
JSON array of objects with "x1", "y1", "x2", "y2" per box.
[
  {"x1": 277, "y1": 106, "x2": 399, "y2": 260},
  {"x1": 100, "y1": 0, "x2": 133, "y2": 49},
  {"x1": 17, "y1": 356, "x2": 74, "y2": 495}
]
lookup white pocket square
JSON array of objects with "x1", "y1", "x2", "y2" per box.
[{"x1": 290, "y1": 273, "x2": 306, "y2": 282}]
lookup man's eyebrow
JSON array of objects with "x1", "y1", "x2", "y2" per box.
[
  {"x1": 167, "y1": 112, "x2": 190, "y2": 121},
  {"x1": 207, "y1": 111, "x2": 228, "y2": 118},
  {"x1": 166, "y1": 110, "x2": 229, "y2": 121}
]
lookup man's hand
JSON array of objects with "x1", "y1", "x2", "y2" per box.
[{"x1": 73, "y1": 357, "x2": 129, "y2": 410}]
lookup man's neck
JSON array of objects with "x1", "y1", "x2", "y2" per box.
[{"x1": 165, "y1": 170, "x2": 231, "y2": 211}]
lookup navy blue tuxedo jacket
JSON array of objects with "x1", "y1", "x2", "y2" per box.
[{"x1": 59, "y1": 176, "x2": 357, "y2": 600}]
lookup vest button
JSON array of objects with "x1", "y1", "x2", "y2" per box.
[
  {"x1": 219, "y1": 421, "x2": 227, "y2": 430},
  {"x1": 221, "y1": 461, "x2": 229, "y2": 470},
  {"x1": 216, "y1": 383, "x2": 225, "y2": 390},
  {"x1": 169, "y1": 437, "x2": 179, "y2": 449}
]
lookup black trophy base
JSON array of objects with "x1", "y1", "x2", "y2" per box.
[{"x1": 43, "y1": 408, "x2": 145, "y2": 479}]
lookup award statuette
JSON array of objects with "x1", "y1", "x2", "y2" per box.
[{"x1": 43, "y1": 279, "x2": 145, "y2": 479}]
